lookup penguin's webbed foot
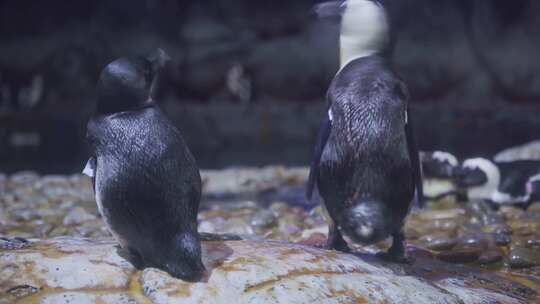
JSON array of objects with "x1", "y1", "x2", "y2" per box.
[
  {"x1": 116, "y1": 246, "x2": 145, "y2": 269},
  {"x1": 326, "y1": 227, "x2": 351, "y2": 253},
  {"x1": 376, "y1": 232, "x2": 411, "y2": 264}
]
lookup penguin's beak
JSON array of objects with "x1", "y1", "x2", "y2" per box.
[
  {"x1": 312, "y1": 0, "x2": 346, "y2": 19},
  {"x1": 147, "y1": 48, "x2": 171, "y2": 74}
]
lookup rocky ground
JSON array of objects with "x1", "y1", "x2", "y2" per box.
[{"x1": 1, "y1": 167, "x2": 540, "y2": 303}]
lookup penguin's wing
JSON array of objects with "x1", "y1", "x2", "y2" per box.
[
  {"x1": 405, "y1": 108, "x2": 424, "y2": 207},
  {"x1": 82, "y1": 156, "x2": 97, "y2": 191},
  {"x1": 307, "y1": 109, "x2": 332, "y2": 201}
]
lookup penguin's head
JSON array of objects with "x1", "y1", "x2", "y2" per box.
[
  {"x1": 340, "y1": 0, "x2": 389, "y2": 68},
  {"x1": 421, "y1": 151, "x2": 459, "y2": 179},
  {"x1": 454, "y1": 158, "x2": 500, "y2": 201},
  {"x1": 95, "y1": 48, "x2": 170, "y2": 115},
  {"x1": 338, "y1": 200, "x2": 389, "y2": 244},
  {"x1": 163, "y1": 232, "x2": 206, "y2": 282}
]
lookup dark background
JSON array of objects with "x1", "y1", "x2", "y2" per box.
[{"x1": 0, "y1": 0, "x2": 539, "y2": 173}]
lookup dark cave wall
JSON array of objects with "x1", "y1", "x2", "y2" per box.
[{"x1": 0, "y1": 0, "x2": 539, "y2": 172}]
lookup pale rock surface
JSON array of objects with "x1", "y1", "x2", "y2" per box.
[{"x1": 0, "y1": 237, "x2": 537, "y2": 304}]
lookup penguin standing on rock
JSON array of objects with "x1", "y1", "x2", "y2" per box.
[
  {"x1": 307, "y1": 0, "x2": 423, "y2": 262},
  {"x1": 83, "y1": 49, "x2": 205, "y2": 281}
]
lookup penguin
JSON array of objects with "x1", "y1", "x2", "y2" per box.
[
  {"x1": 454, "y1": 158, "x2": 540, "y2": 207},
  {"x1": 420, "y1": 151, "x2": 460, "y2": 201},
  {"x1": 494, "y1": 140, "x2": 540, "y2": 163},
  {"x1": 525, "y1": 174, "x2": 540, "y2": 204},
  {"x1": 83, "y1": 49, "x2": 205, "y2": 281},
  {"x1": 307, "y1": 0, "x2": 423, "y2": 262}
]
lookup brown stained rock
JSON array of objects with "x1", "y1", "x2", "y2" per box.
[
  {"x1": 0, "y1": 237, "x2": 538, "y2": 304},
  {"x1": 437, "y1": 247, "x2": 481, "y2": 264}
]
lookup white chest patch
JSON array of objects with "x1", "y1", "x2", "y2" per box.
[
  {"x1": 94, "y1": 163, "x2": 128, "y2": 248},
  {"x1": 340, "y1": 0, "x2": 389, "y2": 68},
  {"x1": 82, "y1": 159, "x2": 95, "y2": 178},
  {"x1": 328, "y1": 109, "x2": 334, "y2": 121},
  {"x1": 463, "y1": 158, "x2": 501, "y2": 201},
  {"x1": 423, "y1": 179, "x2": 456, "y2": 199}
]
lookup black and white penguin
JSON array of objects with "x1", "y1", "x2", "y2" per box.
[
  {"x1": 83, "y1": 49, "x2": 205, "y2": 281},
  {"x1": 420, "y1": 151, "x2": 460, "y2": 201},
  {"x1": 454, "y1": 157, "x2": 540, "y2": 207},
  {"x1": 525, "y1": 174, "x2": 540, "y2": 204},
  {"x1": 307, "y1": 0, "x2": 423, "y2": 262},
  {"x1": 494, "y1": 140, "x2": 540, "y2": 163}
]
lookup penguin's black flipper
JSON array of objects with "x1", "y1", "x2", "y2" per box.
[
  {"x1": 405, "y1": 108, "x2": 424, "y2": 208},
  {"x1": 307, "y1": 111, "x2": 332, "y2": 201},
  {"x1": 82, "y1": 156, "x2": 97, "y2": 191}
]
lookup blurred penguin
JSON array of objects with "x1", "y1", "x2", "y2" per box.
[
  {"x1": 420, "y1": 151, "x2": 460, "y2": 201},
  {"x1": 307, "y1": 0, "x2": 423, "y2": 262},
  {"x1": 455, "y1": 157, "x2": 540, "y2": 208}
]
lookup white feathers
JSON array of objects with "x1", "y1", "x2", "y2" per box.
[
  {"x1": 404, "y1": 110, "x2": 408, "y2": 124},
  {"x1": 432, "y1": 151, "x2": 459, "y2": 167},
  {"x1": 529, "y1": 173, "x2": 540, "y2": 183},
  {"x1": 462, "y1": 158, "x2": 501, "y2": 201},
  {"x1": 340, "y1": 0, "x2": 389, "y2": 68},
  {"x1": 82, "y1": 159, "x2": 95, "y2": 178},
  {"x1": 328, "y1": 108, "x2": 334, "y2": 121},
  {"x1": 491, "y1": 190, "x2": 527, "y2": 205},
  {"x1": 494, "y1": 140, "x2": 540, "y2": 163},
  {"x1": 423, "y1": 179, "x2": 456, "y2": 199},
  {"x1": 358, "y1": 225, "x2": 374, "y2": 238}
]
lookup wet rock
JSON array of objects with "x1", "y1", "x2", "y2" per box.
[
  {"x1": 499, "y1": 206, "x2": 524, "y2": 220},
  {"x1": 494, "y1": 233, "x2": 512, "y2": 246},
  {"x1": 527, "y1": 202, "x2": 540, "y2": 213},
  {"x1": 221, "y1": 218, "x2": 254, "y2": 236},
  {"x1": 418, "y1": 208, "x2": 466, "y2": 221},
  {"x1": 63, "y1": 207, "x2": 97, "y2": 226},
  {"x1": 419, "y1": 234, "x2": 457, "y2": 251},
  {"x1": 9, "y1": 171, "x2": 39, "y2": 186},
  {"x1": 11, "y1": 208, "x2": 41, "y2": 222},
  {"x1": 34, "y1": 223, "x2": 55, "y2": 238},
  {"x1": 0, "y1": 237, "x2": 29, "y2": 250},
  {"x1": 5, "y1": 285, "x2": 40, "y2": 299},
  {"x1": 478, "y1": 249, "x2": 504, "y2": 265},
  {"x1": 484, "y1": 223, "x2": 513, "y2": 235},
  {"x1": 249, "y1": 209, "x2": 277, "y2": 229},
  {"x1": 508, "y1": 247, "x2": 540, "y2": 268},
  {"x1": 0, "y1": 237, "x2": 534, "y2": 304},
  {"x1": 437, "y1": 246, "x2": 481, "y2": 264},
  {"x1": 458, "y1": 234, "x2": 491, "y2": 250}
]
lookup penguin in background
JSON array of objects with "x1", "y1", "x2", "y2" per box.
[
  {"x1": 83, "y1": 49, "x2": 206, "y2": 281},
  {"x1": 307, "y1": 0, "x2": 423, "y2": 262},
  {"x1": 455, "y1": 157, "x2": 540, "y2": 208},
  {"x1": 420, "y1": 151, "x2": 461, "y2": 201}
]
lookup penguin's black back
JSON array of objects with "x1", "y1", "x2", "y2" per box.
[
  {"x1": 318, "y1": 56, "x2": 413, "y2": 219},
  {"x1": 87, "y1": 106, "x2": 201, "y2": 257},
  {"x1": 497, "y1": 160, "x2": 540, "y2": 197}
]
